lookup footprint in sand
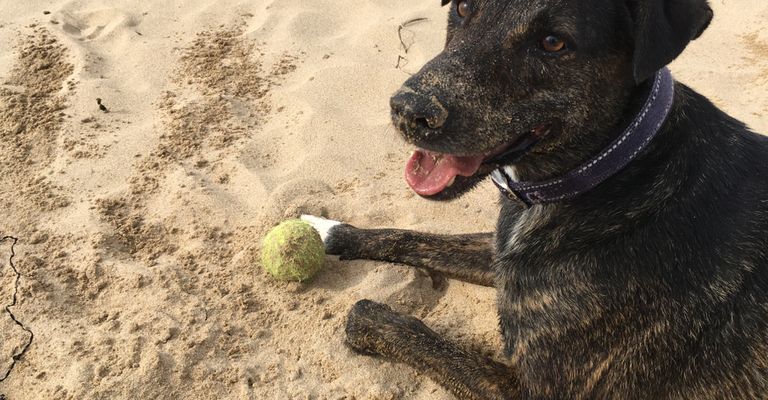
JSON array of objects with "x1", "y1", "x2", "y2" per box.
[
  {"x1": 287, "y1": 11, "x2": 347, "y2": 41},
  {"x1": 56, "y1": 8, "x2": 142, "y2": 41}
]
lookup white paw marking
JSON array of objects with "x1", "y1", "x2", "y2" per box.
[{"x1": 300, "y1": 215, "x2": 341, "y2": 243}]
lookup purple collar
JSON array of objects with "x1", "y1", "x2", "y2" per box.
[{"x1": 491, "y1": 68, "x2": 675, "y2": 207}]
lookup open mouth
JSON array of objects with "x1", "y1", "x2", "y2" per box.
[{"x1": 404, "y1": 124, "x2": 552, "y2": 198}]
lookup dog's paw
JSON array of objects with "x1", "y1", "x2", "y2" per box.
[
  {"x1": 300, "y1": 214, "x2": 341, "y2": 244},
  {"x1": 345, "y1": 299, "x2": 434, "y2": 357},
  {"x1": 301, "y1": 215, "x2": 357, "y2": 257},
  {"x1": 345, "y1": 300, "x2": 388, "y2": 356}
]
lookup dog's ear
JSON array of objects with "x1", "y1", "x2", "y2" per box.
[{"x1": 626, "y1": 0, "x2": 713, "y2": 83}]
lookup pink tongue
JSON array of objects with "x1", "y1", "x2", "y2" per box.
[{"x1": 405, "y1": 149, "x2": 485, "y2": 196}]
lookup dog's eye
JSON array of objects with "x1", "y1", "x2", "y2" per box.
[
  {"x1": 541, "y1": 35, "x2": 566, "y2": 53},
  {"x1": 457, "y1": 0, "x2": 470, "y2": 18}
]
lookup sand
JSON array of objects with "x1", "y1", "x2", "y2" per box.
[{"x1": 0, "y1": 1, "x2": 766, "y2": 399}]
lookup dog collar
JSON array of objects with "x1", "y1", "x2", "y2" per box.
[{"x1": 491, "y1": 68, "x2": 675, "y2": 207}]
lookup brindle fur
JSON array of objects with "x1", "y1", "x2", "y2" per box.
[
  {"x1": 326, "y1": 0, "x2": 768, "y2": 398},
  {"x1": 326, "y1": 226, "x2": 495, "y2": 286}
]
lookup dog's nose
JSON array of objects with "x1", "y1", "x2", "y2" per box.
[{"x1": 390, "y1": 89, "x2": 449, "y2": 130}]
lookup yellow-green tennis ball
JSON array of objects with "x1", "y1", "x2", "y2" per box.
[{"x1": 261, "y1": 219, "x2": 325, "y2": 282}]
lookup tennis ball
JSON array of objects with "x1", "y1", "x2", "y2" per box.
[{"x1": 261, "y1": 219, "x2": 325, "y2": 282}]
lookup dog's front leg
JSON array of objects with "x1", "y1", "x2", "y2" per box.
[
  {"x1": 301, "y1": 215, "x2": 495, "y2": 287},
  {"x1": 345, "y1": 299, "x2": 520, "y2": 400}
]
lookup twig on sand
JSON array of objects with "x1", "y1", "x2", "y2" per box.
[
  {"x1": 396, "y1": 17, "x2": 429, "y2": 70},
  {"x1": 0, "y1": 236, "x2": 34, "y2": 383},
  {"x1": 395, "y1": 55, "x2": 408, "y2": 69},
  {"x1": 397, "y1": 17, "x2": 429, "y2": 54}
]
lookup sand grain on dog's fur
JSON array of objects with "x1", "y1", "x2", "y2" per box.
[{"x1": 0, "y1": 1, "x2": 766, "y2": 399}]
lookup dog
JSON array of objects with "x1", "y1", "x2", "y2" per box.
[{"x1": 303, "y1": 0, "x2": 768, "y2": 398}]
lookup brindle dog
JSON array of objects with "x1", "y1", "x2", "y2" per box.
[{"x1": 304, "y1": 0, "x2": 768, "y2": 398}]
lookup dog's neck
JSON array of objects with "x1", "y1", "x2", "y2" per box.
[{"x1": 492, "y1": 69, "x2": 675, "y2": 207}]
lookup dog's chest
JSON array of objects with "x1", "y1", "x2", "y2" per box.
[
  {"x1": 494, "y1": 204, "x2": 613, "y2": 395},
  {"x1": 494, "y1": 204, "x2": 580, "y2": 341},
  {"x1": 497, "y1": 204, "x2": 548, "y2": 254}
]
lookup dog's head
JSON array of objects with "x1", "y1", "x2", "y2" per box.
[{"x1": 393, "y1": 0, "x2": 712, "y2": 200}]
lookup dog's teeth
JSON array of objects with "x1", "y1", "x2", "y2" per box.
[{"x1": 446, "y1": 177, "x2": 456, "y2": 187}]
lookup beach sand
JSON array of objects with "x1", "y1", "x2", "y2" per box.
[{"x1": 0, "y1": 1, "x2": 766, "y2": 398}]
